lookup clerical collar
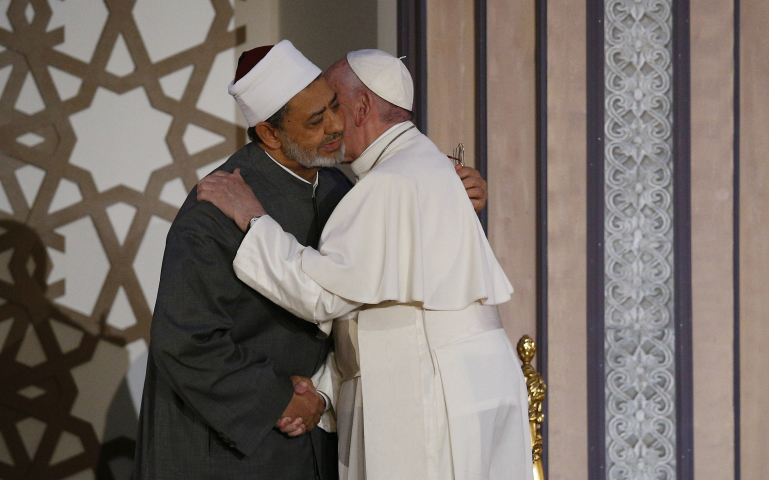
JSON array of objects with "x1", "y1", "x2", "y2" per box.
[
  {"x1": 351, "y1": 121, "x2": 416, "y2": 180},
  {"x1": 264, "y1": 150, "x2": 319, "y2": 188}
]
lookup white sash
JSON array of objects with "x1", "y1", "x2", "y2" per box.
[
  {"x1": 356, "y1": 303, "x2": 503, "y2": 479},
  {"x1": 358, "y1": 305, "x2": 429, "y2": 480}
]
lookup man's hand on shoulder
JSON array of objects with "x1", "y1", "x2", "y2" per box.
[
  {"x1": 455, "y1": 165, "x2": 488, "y2": 212},
  {"x1": 275, "y1": 376, "x2": 325, "y2": 437},
  {"x1": 197, "y1": 168, "x2": 267, "y2": 231}
]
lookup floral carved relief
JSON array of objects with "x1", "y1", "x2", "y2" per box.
[{"x1": 603, "y1": 0, "x2": 676, "y2": 478}]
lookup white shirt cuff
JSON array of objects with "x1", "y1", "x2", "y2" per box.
[{"x1": 317, "y1": 390, "x2": 332, "y2": 413}]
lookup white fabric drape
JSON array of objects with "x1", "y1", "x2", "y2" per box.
[
  {"x1": 301, "y1": 123, "x2": 513, "y2": 311},
  {"x1": 335, "y1": 304, "x2": 533, "y2": 480},
  {"x1": 232, "y1": 122, "x2": 532, "y2": 479}
]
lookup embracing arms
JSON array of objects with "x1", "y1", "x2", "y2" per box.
[{"x1": 197, "y1": 164, "x2": 488, "y2": 232}]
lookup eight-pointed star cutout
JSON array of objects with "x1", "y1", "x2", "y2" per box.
[{"x1": 69, "y1": 86, "x2": 174, "y2": 192}]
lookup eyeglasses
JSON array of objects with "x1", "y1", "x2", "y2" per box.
[{"x1": 448, "y1": 143, "x2": 465, "y2": 167}]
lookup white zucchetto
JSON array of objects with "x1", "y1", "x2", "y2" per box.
[
  {"x1": 228, "y1": 40, "x2": 322, "y2": 127},
  {"x1": 346, "y1": 49, "x2": 414, "y2": 111}
]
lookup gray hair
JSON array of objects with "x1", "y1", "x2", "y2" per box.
[
  {"x1": 333, "y1": 61, "x2": 412, "y2": 125},
  {"x1": 247, "y1": 104, "x2": 289, "y2": 144}
]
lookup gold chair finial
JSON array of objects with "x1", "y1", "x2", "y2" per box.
[
  {"x1": 518, "y1": 334, "x2": 546, "y2": 480},
  {"x1": 517, "y1": 334, "x2": 537, "y2": 363}
]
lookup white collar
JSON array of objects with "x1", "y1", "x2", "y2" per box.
[
  {"x1": 264, "y1": 151, "x2": 319, "y2": 188},
  {"x1": 350, "y1": 121, "x2": 415, "y2": 180}
]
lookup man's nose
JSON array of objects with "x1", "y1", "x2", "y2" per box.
[{"x1": 327, "y1": 108, "x2": 345, "y2": 134}]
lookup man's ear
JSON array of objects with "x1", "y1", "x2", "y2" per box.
[
  {"x1": 354, "y1": 92, "x2": 374, "y2": 128},
  {"x1": 255, "y1": 122, "x2": 282, "y2": 150}
]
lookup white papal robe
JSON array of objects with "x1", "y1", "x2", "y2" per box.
[{"x1": 232, "y1": 121, "x2": 533, "y2": 480}]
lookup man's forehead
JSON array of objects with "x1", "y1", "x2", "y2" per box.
[{"x1": 289, "y1": 78, "x2": 335, "y2": 114}]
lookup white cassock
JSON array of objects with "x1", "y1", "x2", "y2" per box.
[{"x1": 234, "y1": 121, "x2": 534, "y2": 480}]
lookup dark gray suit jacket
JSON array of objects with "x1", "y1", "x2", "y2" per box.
[{"x1": 133, "y1": 143, "x2": 352, "y2": 479}]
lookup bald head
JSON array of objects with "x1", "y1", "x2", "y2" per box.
[
  {"x1": 325, "y1": 59, "x2": 412, "y2": 126},
  {"x1": 323, "y1": 58, "x2": 412, "y2": 163}
]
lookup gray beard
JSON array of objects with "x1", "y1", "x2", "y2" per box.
[{"x1": 281, "y1": 133, "x2": 345, "y2": 169}]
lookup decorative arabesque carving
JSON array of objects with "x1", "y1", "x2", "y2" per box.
[{"x1": 604, "y1": 1, "x2": 676, "y2": 479}]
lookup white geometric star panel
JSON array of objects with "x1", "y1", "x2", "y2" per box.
[{"x1": 0, "y1": 1, "x2": 245, "y2": 478}]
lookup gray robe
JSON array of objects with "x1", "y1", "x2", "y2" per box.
[{"x1": 132, "y1": 143, "x2": 352, "y2": 479}]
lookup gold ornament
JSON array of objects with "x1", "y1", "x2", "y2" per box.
[{"x1": 517, "y1": 335, "x2": 546, "y2": 480}]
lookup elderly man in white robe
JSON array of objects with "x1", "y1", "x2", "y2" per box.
[{"x1": 199, "y1": 49, "x2": 533, "y2": 480}]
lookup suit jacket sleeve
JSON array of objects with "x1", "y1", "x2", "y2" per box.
[
  {"x1": 310, "y1": 350, "x2": 340, "y2": 432},
  {"x1": 150, "y1": 202, "x2": 294, "y2": 457}
]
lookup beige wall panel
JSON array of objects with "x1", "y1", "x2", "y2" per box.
[
  {"x1": 487, "y1": 1, "x2": 537, "y2": 347},
  {"x1": 426, "y1": 0, "x2": 476, "y2": 165},
  {"x1": 234, "y1": 0, "x2": 280, "y2": 59},
  {"x1": 280, "y1": 0, "x2": 378, "y2": 71},
  {"x1": 690, "y1": 1, "x2": 736, "y2": 477},
  {"x1": 546, "y1": 1, "x2": 588, "y2": 479},
  {"x1": 377, "y1": 0, "x2": 399, "y2": 55},
  {"x1": 739, "y1": 0, "x2": 769, "y2": 476}
]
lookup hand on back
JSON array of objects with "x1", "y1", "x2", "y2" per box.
[{"x1": 197, "y1": 168, "x2": 267, "y2": 231}]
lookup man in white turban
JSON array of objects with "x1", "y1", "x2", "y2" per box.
[
  {"x1": 198, "y1": 48, "x2": 533, "y2": 480},
  {"x1": 134, "y1": 40, "x2": 350, "y2": 480}
]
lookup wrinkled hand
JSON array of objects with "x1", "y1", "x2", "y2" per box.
[
  {"x1": 275, "y1": 376, "x2": 325, "y2": 437},
  {"x1": 455, "y1": 165, "x2": 488, "y2": 212},
  {"x1": 197, "y1": 168, "x2": 266, "y2": 231}
]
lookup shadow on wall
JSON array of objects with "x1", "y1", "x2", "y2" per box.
[
  {"x1": 0, "y1": 220, "x2": 138, "y2": 480},
  {"x1": 280, "y1": 0, "x2": 378, "y2": 71}
]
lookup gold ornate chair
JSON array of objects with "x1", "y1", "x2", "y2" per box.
[{"x1": 517, "y1": 335, "x2": 546, "y2": 480}]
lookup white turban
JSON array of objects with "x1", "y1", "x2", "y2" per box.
[{"x1": 229, "y1": 40, "x2": 322, "y2": 127}]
